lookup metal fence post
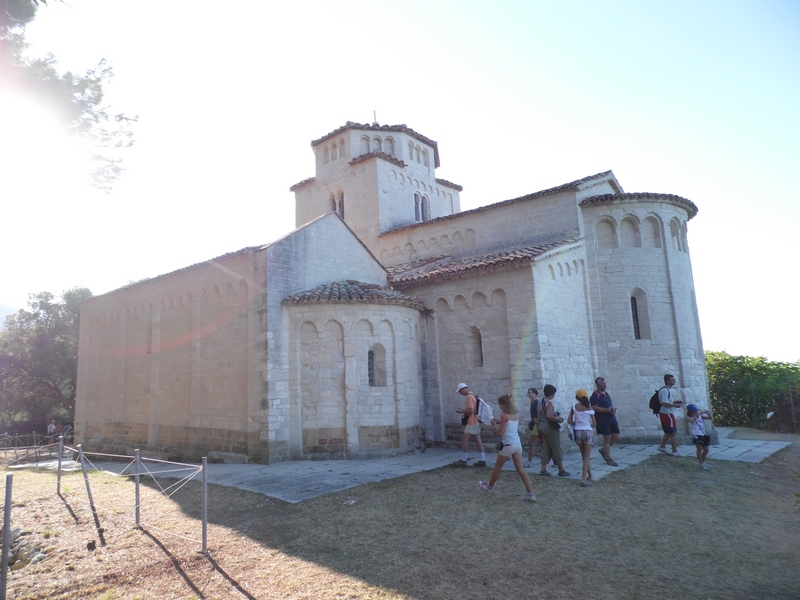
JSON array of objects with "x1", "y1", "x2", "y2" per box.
[
  {"x1": 78, "y1": 445, "x2": 101, "y2": 539},
  {"x1": 135, "y1": 449, "x2": 140, "y2": 527},
  {"x1": 202, "y1": 457, "x2": 208, "y2": 556},
  {"x1": 1, "y1": 473, "x2": 13, "y2": 600},
  {"x1": 57, "y1": 436, "x2": 64, "y2": 496}
]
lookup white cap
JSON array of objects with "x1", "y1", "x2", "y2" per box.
[{"x1": 455, "y1": 382, "x2": 468, "y2": 393}]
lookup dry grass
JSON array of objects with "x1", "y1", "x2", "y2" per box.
[{"x1": 3, "y1": 431, "x2": 800, "y2": 599}]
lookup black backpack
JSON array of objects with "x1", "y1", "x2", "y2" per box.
[{"x1": 649, "y1": 387, "x2": 666, "y2": 415}]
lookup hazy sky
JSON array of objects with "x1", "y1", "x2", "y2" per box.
[{"x1": 1, "y1": 0, "x2": 798, "y2": 362}]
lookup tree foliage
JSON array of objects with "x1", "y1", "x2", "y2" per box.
[
  {"x1": 0, "y1": 287, "x2": 91, "y2": 425},
  {"x1": 0, "y1": 0, "x2": 135, "y2": 191},
  {"x1": 706, "y1": 350, "x2": 800, "y2": 432}
]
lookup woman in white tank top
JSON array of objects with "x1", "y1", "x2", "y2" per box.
[
  {"x1": 567, "y1": 389, "x2": 596, "y2": 487},
  {"x1": 478, "y1": 395, "x2": 537, "y2": 502}
]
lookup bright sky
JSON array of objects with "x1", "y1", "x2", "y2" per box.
[{"x1": 1, "y1": 0, "x2": 798, "y2": 362}]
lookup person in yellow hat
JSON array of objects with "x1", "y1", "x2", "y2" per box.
[{"x1": 567, "y1": 389, "x2": 596, "y2": 486}]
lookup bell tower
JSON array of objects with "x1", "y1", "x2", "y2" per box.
[{"x1": 290, "y1": 121, "x2": 462, "y2": 257}]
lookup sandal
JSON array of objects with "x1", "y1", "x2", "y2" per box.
[
  {"x1": 558, "y1": 470, "x2": 571, "y2": 477},
  {"x1": 539, "y1": 471, "x2": 552, "y2": 476},
  {"x1": 605, "y1": 458, "x2": 619, "y2": 466}
]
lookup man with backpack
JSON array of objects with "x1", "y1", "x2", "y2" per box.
[
  {"x1": 656, "y1": 374, "x2": 682, "y2": 457},
  {"x1": 454, "y1": 383, "x2": 487, "y2": 467}
]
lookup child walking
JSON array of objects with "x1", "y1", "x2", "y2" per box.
[
  {"x1": 479, "y1": 395, "x2": 537, "y2": 502},
  {"x1": 686, "y1": 403, "x2": 713, "y2": 470}
]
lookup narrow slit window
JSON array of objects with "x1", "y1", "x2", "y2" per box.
[{"x1": 631, "y1": 297, "x2": 641, "y2": 340}]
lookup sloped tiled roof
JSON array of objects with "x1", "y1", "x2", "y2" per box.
[
  {"x1": 580, "y1": 192, "x2": 698, "y2": 219},
  {"x1": 382, "y1": 171, "x2": 614, "y2": 235},
  {"x1": 389, "y1": 239, "x2": 579, "y2": 288},
  {"x1": 435, "y1": 178, "x2": 463, "y2": 191},
  {"x1": 349, "y1": 150, "x2": 407, "y2": 168},
  {"x1": 282, "y1": 280, "x2": 427, "y2": 311},
  {"x1": 310, "y1": 122, "x2": 441, "y2": 167},
  {"x1": 289, "y1": 176, "x2": 315, "y2": 192}
]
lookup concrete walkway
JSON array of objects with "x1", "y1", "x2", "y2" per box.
[{"x1": 76, "y1": 427, "x2": 790, "y2": 503}]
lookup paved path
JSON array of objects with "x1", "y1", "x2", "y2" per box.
[{"x1": 77, "y1": 427, "x2": 790, "y2": 504}]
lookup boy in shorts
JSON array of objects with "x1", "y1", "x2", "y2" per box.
[{"x1": 686, "y1": 403, "x2": 713, "y2": 470}]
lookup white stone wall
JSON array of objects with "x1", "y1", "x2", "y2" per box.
[
  {"x1": 263, "y1": 213, "x2": 391, "y2": 460},
  {"x1": 285, "y1": 303, "x2": 425, "y2": 458},
  {"x1": 581, "y1": 198, "x2": 710, "y2": 442}
]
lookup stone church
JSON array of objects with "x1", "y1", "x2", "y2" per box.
[{"x1": 75, "y1": 121, "x2": 709, "y2": 463}]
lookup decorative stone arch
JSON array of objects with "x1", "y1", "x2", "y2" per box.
[
  {"x1": 630, "y1": 288, "x2": 651, "y2": 340},
  {"x1": 371, "y1": 136, "x2": 382, "y2": 153},
  {"x1": 642, "y1": 215, "x2": 662, "y2": 248},
  {"x1": 427, "y1": 236, "x2": 439, "y2": 250},
  {"x1": 620, "y1": 215, "x2": 641, "y2": 248},
  {"x1": 414, "y1": 192, "x2": 422, "y2": 222},
  {"x1": 416, "y1": 239, "x2": 428, "y2": 251},
  {"x1": 422, "y1": 148, "x2": 429, "y2": 167},
  {"x1": 572, "y1": 260, "x2": 579, "y2": 274},
  {"x1": 471, "y1": 291, "x2": 488, "y2": 308},
  {"x1": 549, "y1": 265, "x2": 556, "y2": 279},
  {"x1": 680, "y1": 221, "x2": 689, "y2": 253},
  {"x1": 384, "y1": 136, "x2": 395, "y2": 157},
  {"x1": 330, "y1": 143, "x2": 338, "y2": 161},
  {"x1": 360, "y1": 135, "x2": 370, "y2": 155},
  {"x1": 435, "y1": 297, "x2": 451, "y2": 312},
  {"x1": 354, "y1": 318, "x2": 374, "y2": 337},
  {"x1": 439, "y1": 234, "x2": 450, "y2": 247},
  {"x1": 558, "y1": 263, "x2": 563, "y2": 277},
  {"x1": 323, "y1": 146, "x2": 330, "y2": 164},
  {"x1": 381, "y1": 249, "x2": 390, "y2": 261},
  {"x1": 469, "y1": 325, "x2": 484, "y2": 367},
  {"x1": 391, "y1": 246, "x2": 403, "y2": 258},
  {"x1": 338, "y1": 138, "x2": 346, "y2": 160},
  {"x1": 670, "y1": 218, "x2": 683, "y2": 252},
  {"x1": 452, "y1": 294, "x2": 469, "y2": 311},
  {"x1": 414, "y1": 145, "x2": 421, "y2": 163},
  {"x1": 566, "y1": 262, "x2": 572, "y2": 276},
  {"x1": 595, "y1": 216, "x2": 618, "y2": 249},
  {"x1": 404, "y1": 242, "x2": 415, "y2": 256},
  {"x1": 407, "y1": 141, "x2": 413, "y2": 160}
]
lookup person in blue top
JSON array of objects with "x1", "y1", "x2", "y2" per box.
[{"x1": 589, "y1": 377, "x2": 620, "y2": 467}]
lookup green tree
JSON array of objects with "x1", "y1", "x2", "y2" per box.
[
  {"x1": 0, "y1": 287, "x2": 92, "y2": 424},
  {"x1": 706, "y1": 350, "x2": 800, "y2": 432},
  {"x1": 0, "y1": 0, "x2": 135, "y2": 191}
]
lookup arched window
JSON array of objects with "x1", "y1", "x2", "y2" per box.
[
  {"x1": 421, "y1": 195, "x2": 430, "y2": 221},
  {"x1": 422, "y1": 149, "x2": 429, "y2": 167},
  {"x1": 331, "y1": 143, "x2": 337, "y2": 161},
  {"x1": 415, "y1": 146, "x2": 421, "y2": 163},
  {"x1": 630, "y1": 288, "x2": 651, "y2": 340},
  {"x1": 384, "y1": 137, "x2": 394, "y2": 157},
  {"x1": 407, "y1": 141, "x2": 414, "y2": 161},
  {"x1": 368, "y1": 344, "x2": 386, "y2": 387},
  {"x1": 471, "y1": 326, "x2": 484, "y2": 367},
  {"x1": 371, "y1": 137, "x2": 382, "y2": 153},
  {"x1": 336, "y1": 190, "x2": 345, "y2": 219},
  {"x1": 360, "y1": 136, "x2": 370, "y2": 155},
  {"x1": 414, "y1": 192, "x2": 422, "y2": 222},
  {"x1": 338, "y1": 139, "x2": 346, "y2": 160},
  {"x1": 323, "y1": 146, "x2": 330, "y2": 164},
  {"x1": 330, "y1": 193, "x2": 337, "y2": 213}
]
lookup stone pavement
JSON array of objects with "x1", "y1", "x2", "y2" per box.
[{"x1": 79, "y1": 427, "x2": 790, "y2": 504}]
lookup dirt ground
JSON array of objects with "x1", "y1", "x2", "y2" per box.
[{"x1": 2, "y1": 429, "x2": 799, "y2": 599}]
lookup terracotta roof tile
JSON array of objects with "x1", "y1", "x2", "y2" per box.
[
  {"x1": 282, "y1": 280, "x2": 427, "y2": 311},
  {"x1": 382, "y1": 171, "x2": 613, "y2": 235},
  {"x1": 289, "y1": 177, "x2": 315, "y2": 192},
  {"x1": 349, "y1": 151, "x2": 407, "y2": 168},
  {"x1": 311, "y1": 122, "x2": 441, "y2": 167},
  {"x1": 435, "y1": 178, "x2": 463, "y2": 192},
  {"x1": 580, "y1": 192, "x2": 698, "y2": 219},
  {"x1": 389, "y1": 239, "x2": 578, "y2": 288}
]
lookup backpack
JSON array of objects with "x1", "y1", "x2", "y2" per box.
[
  {"x1": 476, "y1": 396, "x2": 493, "y2": 424},
  {"x1": 649, "y1": 387, "x2": 666, "y2": 415}
]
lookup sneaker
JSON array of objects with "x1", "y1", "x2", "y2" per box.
[
  {"x1": 557, "y1": 470, "x2": 571, "y2": 477},
  {"x1": 672, "y1": 452, "x2": 681, "y2": 457},
  {"x1": 700, "y1": 463, "x2": 710, "y2": 471},
  {"x1": 657, "y1": 447, "x2": 670, "y2": 455},
  {"x1": 452, "y1": 460, "x2": 468, "y2": 468},
  {"x1": 478, "y1": 480, "x2": 493, "y2": 492},
  {"x1": 523, "y1": 492, "x2": 537, "y2": 502},
  {"x1": 473, "y1": 460, "x2": 487, "y2": 467}
]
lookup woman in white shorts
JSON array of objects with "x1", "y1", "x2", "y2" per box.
[
  {"x1": 568, "y1": 389, "x2": 596, "y2": 487},
  {"x1": 478, "y1": 395, "x2": 536, "y2": 502}
]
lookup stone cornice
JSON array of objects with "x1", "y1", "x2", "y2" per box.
[
  {"x1": 580, "y1": 192, "x2": 699, "y2": 219},
  {"x1": 349, "y1": 151, "x2": 407, "y2": 169},
  {"x1": 283, "y1": 280, "x2": 427, "y2": 312},
  {"x1": 435, "y1": 178, "x2": 463, "y2": 192},
  {"x1": 289, "y1": 177, "x2": 315, "y2": 192},
  {"x1": 311, "y1": 122, "x2": 441, "y2": 167}
]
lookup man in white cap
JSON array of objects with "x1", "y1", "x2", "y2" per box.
[{"x1": 455, "y1": 383, "x2": 486, "y2": 467}]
